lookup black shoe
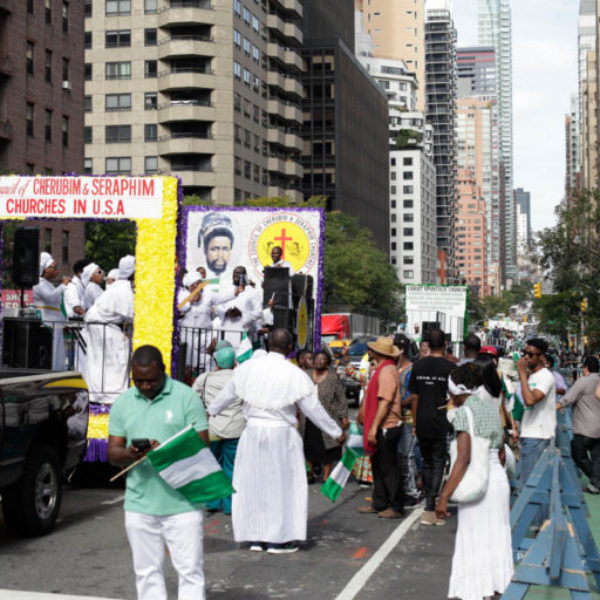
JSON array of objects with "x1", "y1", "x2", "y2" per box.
[
  {"x1": 267, "y1": 543, "x2": 299, "y2": 554},
  {"x1": 404, "y1": 495, "x2": 422, "y2": 507}
]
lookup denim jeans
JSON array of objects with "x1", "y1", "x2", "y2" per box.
[
  {"x1": 519, "y1": 437, "x2": 551, "y2": 526},
  {"x1": 397, "y1": 423, "x2": 419, "y2": 499},
  {"x1": 418, "y1": 436, "x2": 447, "y2": 511},
  {"x1": 571, "y1": 434, "x2": 600, "y2": 489}
]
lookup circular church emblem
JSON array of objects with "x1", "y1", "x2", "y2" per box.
[{"x1": 248, "y1": 212, "x2": 319, "y2": 278}]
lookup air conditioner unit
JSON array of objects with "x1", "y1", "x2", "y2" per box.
[{"x1": 62, "y1": 81, "x2": 71, "y2": 90}]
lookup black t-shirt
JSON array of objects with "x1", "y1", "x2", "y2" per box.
[{"x1": 408, "y1": 356, "x2": 455, "y2": 439}]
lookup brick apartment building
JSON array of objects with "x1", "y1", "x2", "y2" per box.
[{"x1": 0, "y1": 0, "x2": 85, "y2": 278}]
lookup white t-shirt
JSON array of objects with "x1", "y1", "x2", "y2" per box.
[{"x1": 520, "y1": 367, "x2": 557, "y2": 439}]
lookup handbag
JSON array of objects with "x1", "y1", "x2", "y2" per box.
[{"x1": 449, "y1": 406, "x2": 490, "y2": 504}]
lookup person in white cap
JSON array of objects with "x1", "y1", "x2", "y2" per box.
[
  {"x1": 33, "y1": 252, "x2": 70, "y2": 370},
  {"x1": 82, "y1": 263, "x2": 105, "y2": 310},
  {"x1": 63, "y1": 259, "x2": 88, "y2": 319},
  {"x1": 84, "y1": 255, "x2": 135, "y2": 404},
  {"x1": 106, "y1": 268, "x2": 119, "y2": 286}
]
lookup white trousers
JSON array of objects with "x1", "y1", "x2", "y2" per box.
[{"x1": 125, "y1": 511, "x2": 205, "y2": 600}]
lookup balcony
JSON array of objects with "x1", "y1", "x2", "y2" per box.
[
  {"x1": 158, "y1": 2, "x2": 215, "y2": 28},
  {"x1": 267, "y1": 127, "x2": 285, "y2": 146},
  {"x1": 0, "y1": 119, "x2": 13, "y2": 140},
  {"x1": 284, "y1": 159, "x2": 302, "y2": 177},
  {"x1": 178, "y1": 171, "x2": 217, "y2": 188},
  {"x1": 267, "y1": 42, "x2": 285, "y2": 64},
  {"x1": 158, "y1": 134, "x2": 214, "y2": 155},
  {"x1": 284, "y1": 103, "x2": 302, "y2": 123},
  {"x1": 284, "y1": 48, "x2": 303, "y2": 70},
  {"x1": 158, "y1": 102, "x2": 215, "y2": 123},
  {"x1": 0, "y1": 55, "x2": 14, "y2": 77},
  {"x1": 284, "y1": 132, "x2": 303, "y2": 151},
  {"x1": 284, "y1": 76, "x2": 303, "y2": 97},
  {"x1": 267, "y1": 156, "x2": 285, "y2": 173},
  {"x1": 158, "y1": 37, "x2": 214, "y2": 60},
  {"x1": 158, "y1": 68, "x2": 214, "y2": 91}
]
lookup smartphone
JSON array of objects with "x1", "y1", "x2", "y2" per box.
[
  {"x1": 239, "y1": 273, "x2": 246, "y2": 287},
  {"x1": 131, "y1": 438, "x2": 151, "y2": 451}
]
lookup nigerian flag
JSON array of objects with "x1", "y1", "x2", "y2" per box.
[
  {"x1": 236, "y1": 332, "x2": 253, "y2": 363},
  {"x1": 320, "y1": 448, "x2": 359, "y2": 502},
  {"x1": 146, "y1": 425, "x2": 234, "y2": 504}
]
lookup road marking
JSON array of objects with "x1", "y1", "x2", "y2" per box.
[
  {"x1": 0, "y1": 592, "x2": 122, "y2": 600},
  {"x1": 334, "y1": 507, "x2": 424, "y2": 600},
  {"x1": 101, "y1": 494, "x2": 124, "y2": 505}
]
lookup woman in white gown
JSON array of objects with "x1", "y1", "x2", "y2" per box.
[{"x1": 436, "y1": 363, "x2": 513, "y2": 600}]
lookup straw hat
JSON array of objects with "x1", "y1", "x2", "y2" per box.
[{"x1": 367, "y1": 336, "x2": 400, "y2": 359}]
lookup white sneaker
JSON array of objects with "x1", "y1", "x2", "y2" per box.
[
  {"x1": 266, "y1": 543, "x2": 299, "y2": 554},
  {"x1": 249, "y1": 544, "x2": 264, "y2": 552}
]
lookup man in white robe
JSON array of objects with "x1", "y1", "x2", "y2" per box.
[
  {"x1": 84, "y1": 255, "x2": 134, "y2": 404},
  {"x1": 33, "y1": 252, "x2": 70, "y2": 370},
  {"x1": 209, "y1": 328, "x2": 344, "y2": 553},
  {"x1": 82, "y1": 263, "x2": 104, "y2": 310},
  {"x1": 63, "y1": 259, "x2": 88, "y2": 319}
]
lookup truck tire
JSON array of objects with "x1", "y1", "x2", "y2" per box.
[{"x1": 2, "y1": 444, "x2": 62, "y2": 537}]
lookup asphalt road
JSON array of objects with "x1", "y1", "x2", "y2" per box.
[{"x1": 0, "y1": 465, "x2": 457, "y2": 600}]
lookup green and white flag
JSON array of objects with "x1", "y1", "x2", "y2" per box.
[
  {"x1": 347, "y1": 422, "x2": 364, "y2": 456},
  {"x1": 146, "y1": 425, "x2": 234, "y2": 504},
  {"x1": 320, "y1": 448, "x2": 359, "y2": 503},
  {"x1": 236, "y1": 331, "x2": 253, "y2": 363}
]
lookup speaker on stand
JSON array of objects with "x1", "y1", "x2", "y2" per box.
[{"x1": 12, "y1": 227, "x2": 40, "y2": 307}]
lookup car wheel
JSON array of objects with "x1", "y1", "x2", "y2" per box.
[{"x1": 2, "y1": 444, "x2": 62, "y2": 537}]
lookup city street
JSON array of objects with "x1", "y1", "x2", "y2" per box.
[{"x1": 0, "y1": 471, "x2": 456, "y2": 600}]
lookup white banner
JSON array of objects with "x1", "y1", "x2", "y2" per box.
[
  {"x1": 405, "y1": 285, "x2": 468, "y2": 318},
  {"x1": 0, "y1": 176, "x2": 163, "y2": 219}
]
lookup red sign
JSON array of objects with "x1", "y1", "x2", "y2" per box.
[{"x1": 2, "y1": 289, "x2": 33, "y2": 309}]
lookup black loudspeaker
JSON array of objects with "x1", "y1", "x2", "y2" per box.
[
  {"x1": 2, "y1": 319, "x2": 52, "y2": 369},
  {"x1": 291, "y1": 274, "x2": 313, "y2": 309},
  {"x1": 273, "y1": 307, "x2": 293, "y2": 331},
  {"x1": 263, "y1": 267, "x2": 290, "y2": 307},
  {"x1": 421, "y1": 321, "x2": 440, "y2": 341},
  {"x1": 12, "y1": 227, "x2": 40, "y2": 287}
]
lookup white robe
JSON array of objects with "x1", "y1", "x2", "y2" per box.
[
  {"x1": 209, "y1": 352, "x2": 342, "y2": 544},
  {"x1": 84, "y1": 280, "x2": 133, "y2": 404},
  {"x1": 83, "y1": 281, "x2": 104, "y2": 310},
  {"x1": 178, "y1": 288, "x2": 214, "y2": 371},
  {"x1": 63, "y1": 277, "x2": 85, "y2": 319},
  {"x1": 214, "y1": 286, "x2": 263, "y2": 348},
  {"x1": 32, "y1": 278, "x2": 66, "y2": 370}
]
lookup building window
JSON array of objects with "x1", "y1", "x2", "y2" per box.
[
  {"x1": 45, "y1": 49, "x2": 52, "y2": 82},
  {"x1": 83, "y1": 158, "x2": 93, "y2": 174},
  {"x1": 144, "y1": 0, "x2": 157, "y2": 14},
  {"x1": 403, "y1": 214, "x2": 414, "y2": 222},
  {"x1": 403, "y1": 270, "x2": 414, "y2": 279},
  {"x1": 234, "y1": 61, "x2": 241, "y2": 80},
  {"x1": 234, "y1": 156, "x2": 242, "y2": 175},
  {"x1": 27, "y1": 0, "x2": 34, "y2": 14},
  {"x1": 234, "y1": 124, "x2": 241, "y2": 143},
  {"x1": 144, "y1": 92, "x2": 157, "y2": 110},
  {"x1": 403, "y1": 199, "x2": 413, "y2": 208},
  {"x1": 84, "y1": 0, "x2": 92, "y2": 17},
  {"x1": 62, "y1": 231, "x2": 69, "y2": 264},
  {"x1": 403, "y1": 228, "x2": 413, "y2": 236},
  {"x1": 106, "y1": 61, "x2": 131, "y2": 80},
  {"x1": 84, "y1": 63, "x2": 92, "y2": 80},
  {"x1": 45, "y1": 0, "x2": 52, "y2": 23},
  {"x1": 403, "y1": 157, "x2": 413, "y2": 166},
  {"x1": 145, "y1": 156, "x2": 158, "y2": 174},
  {"x1": 44, "y1": 109, "x2": 52, "y2": 142},
  {"x1": 252, "y1": 15, "x2": 259, "y2": 32},
  {"x1": 144, "y1": 28, "x2": 157, "y2": 46},
  {"x1": 403, "y1": 256, "x2": 414, "y2": 265},
  {"x1": 84, "y1": 31, "x2": 92, "y2": 49},
  {"x1": 244, "y1": 160, "x2": 251, "y2": 179},
  {"x1": 105, "y1": 124, "x2": 131, "y2": 143},
  {"x1": 243, "y1": 7, "x2": 250, "y2": 23},
  {"x1": 26, "y1": 103, "x2": 34, "y2": 137},
  {"x1": 403, "y1": 242, "x2": 413, "y2": 250},
  {"x1": 105, "y1": 157, "x2": 131, "y2": 175},
  {"x1": 403, "y1": 185, "x2": 413, "y2": 193},
  {"x1": 243, "y1": 38, "x2": 251, "y2": 55},
  {"x1": 106, "y1": 0, "x2": 130, "y2": 16},
  {"x1": 252, "y1": 45, "x2": 260, "y2": 62},
  {"x1": 391, "y1": 242, "x2": 397, "y2": 251},
  {"x1": 62, "y1": 115, "x2": 69, "y2": 146},
  {"x1": 106, "y1": 93, "x2": 131, "y2": 111},
  {"x1": 144, "y1": 60, "x2": 157, "y2": 78},
  {"x1": 243, "y1": 68, "x2": 251, "y2": 86},
  {"x1": 403, "y1": 171, "x2": 413, "y2": 180},
  {"x1": 44, "y1": 228, "x2": 52, "y2": 252},
  {"x1": 84, "y1": 95, "x2": 92, "y2": 112},
  {"x1": 234, "y1": 30, "x2": 241, "y2": 48},
  {"x1": 144, "y1": 124, "x2": 157, "y2": 142},
  {"x1": 390, "y1": 185, "x2": 396, "y2": 195},
  {"x1": 26, "y1": 42, "x2": 34, "y2": 75},
  {"x1": 62, "y1": 57, "x2": 69, "y2": 82},
  {"x1": 391, "y1": 228, "x2": 396, "y2": 237},
  {"x1": 391, "y1": 157, "x2": 396, "y2": 166},
  {"x1": 106, "y1": 30, "x2": 131, "y2": 48},
  {"x1": 233, "y1": 92, "x2": 241, "y2": 112},
  {"x1": 234, "y1": 0, "x2": 241, "y2": 16},
  {"x1": 83, "y1": 126, "x2": 92, "y2": 144},
  {"x1": 62, "y1": 2, "x2": 69, "y2": 33}
]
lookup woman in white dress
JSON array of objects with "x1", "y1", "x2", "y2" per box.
[{"x1": 436, "y1": 363, "x2": 513, "y2": 600}]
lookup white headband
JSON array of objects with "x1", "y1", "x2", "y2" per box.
[{"x1": 448, "y1": 377, "x2": 478, "y2": 397}]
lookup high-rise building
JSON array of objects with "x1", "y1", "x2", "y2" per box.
[
  {"x1": 359, "y1": 53, "x2": 436, "y2": 284},
  {"x1": 514, "y1": 187, "x2": 531, "y2": 252},
  {"x1": 302, "y1": 0, "x2": 390, "y2": 252},
  {"x1": 456, "y1": 96, "x2": 500, "y2": 295},
  {"x1": 0, "y1": 0, "x2": 85, "y2": 274},
  {"x1": 565, "y1": 95, "x2": 580, "y2": 206},
  {"x1": 478, "y1": 0, "x2": 516, "y2": 284},
  {"x1": 425, "y1": 2, "x2": 457, "y2": 277},
  {"x1": 84, "y1": 0, "x2": 304, "y2": 204},
  {"x1": 455, "y1": 169, "x2": 487, "y2": 297},
  {"x1": 456, "y1": 46, "x2": 496, "y2": 98},
  {"x1": 354, "y1": 0, "x2": 425, "y2": 111}
]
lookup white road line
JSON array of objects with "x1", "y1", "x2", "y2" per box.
[
  {"x1": 101, "y1": 494, "x2": 124, "y2": 505},
  {"x1": 0, "y1": 591, "x2": 122, "y2": 600},
  {"x1": 334, "y1": 506, "x2": 425, "y2": 600}
]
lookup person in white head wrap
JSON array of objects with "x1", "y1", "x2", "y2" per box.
[
  {"x1": 33, "y1": 252, "x2": 70, "y2": 370},
  {"x1": 106, "y1": 269, "x2": 119, "y2": 286},
  {"x1": 82, "y1": 263, "x2": 104, "y2": 310},
  {"x1": 178, "y1": 270, "x2": 214, "y2": 375},
  {"x1": 84, "y1": 255, "x2": 134, "y2": 404},
  {"x1": 63, "y1": 259, "x2": 88, "y2": 319}
]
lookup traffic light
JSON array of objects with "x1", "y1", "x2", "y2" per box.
[
  {"x1": 533, "y1": 282, "x2": 542, "y2": 298},
  {"x1": 581, "y1": 297, "x2": 588, "y2": 313}
]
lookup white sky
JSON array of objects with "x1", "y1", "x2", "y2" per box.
[{"x1": 453, "y1": 0, "x2": 578, "y2": 232}]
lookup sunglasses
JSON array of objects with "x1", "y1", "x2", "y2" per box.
[{"x1": 525, "y1": 351, "x2": 541, "y2": 357}]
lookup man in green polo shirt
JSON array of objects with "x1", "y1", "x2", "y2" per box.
[{"x1": 108, "y1": 345, "x2": 209, "y2": 600}]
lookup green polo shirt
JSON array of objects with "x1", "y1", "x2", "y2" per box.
[{"x1": 108, "y1": 375, "x2": 208, "y2": 515}]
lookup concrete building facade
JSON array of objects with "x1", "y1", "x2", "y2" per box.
[
  {"x1": 84, "y1": 0, "x2": 304, "y2": 204},
  {"x1": 456, "y1": 46, "x2": 496, "y2": 99}
]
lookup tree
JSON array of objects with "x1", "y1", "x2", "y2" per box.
[{"x1": 84, "y1": 221, "x2": 136, "y2": 272}]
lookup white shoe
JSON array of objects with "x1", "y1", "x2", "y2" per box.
[
  {"x1": 267, "y1": 543, "x2": 299, "y2": 554},
  {"x1": 249, "y1": 544, "x2": 264, "y2": 552}
]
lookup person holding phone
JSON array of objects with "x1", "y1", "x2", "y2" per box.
[{"x1": 107, "y1": 345, "x2": 210, "y2": 600}]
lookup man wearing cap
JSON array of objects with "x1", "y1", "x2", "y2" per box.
[
  {"x1": 193, "y1": 345, "x2": 243, "y2": 514},
  {"x1": 33, "y1": 252, "x2": 71, "y2": 370},
  {"x1": 197, "y1": 212, "x2": 234, "y2": 279},
  {"x1": 84, "y1": 255, "x2": 135, "y2": 404},
  {"x1": 358, "y1": 336, "x2": 404, "y2": 519},
  {"x1": 516, "y1": 338, "x2": 556, "y2": 496}
]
